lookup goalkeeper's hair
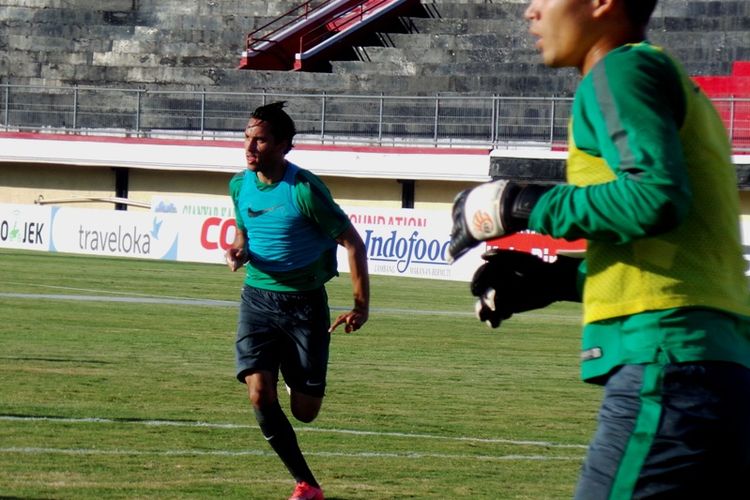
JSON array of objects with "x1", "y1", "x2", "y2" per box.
[
  {"x1": 624, "y1": 0, "x2": 658, "y2": 27},
  {"x1": 251, "y1": 101, "x2": 296, "y2": 153}
]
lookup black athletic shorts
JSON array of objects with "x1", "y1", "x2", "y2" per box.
[
  {"x1": 574, "y1": 360, "x2": 750, "y2": 499},
  {"x1": 235, "y1": 285, "x2": 331, "y2": 397}
]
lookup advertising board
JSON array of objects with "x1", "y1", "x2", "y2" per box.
[{"x1": 5, "y1": 202, "x2": 749, "y2": 280}]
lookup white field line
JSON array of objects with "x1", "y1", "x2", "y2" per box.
[
  {"x1": 0, "y1": 415, "x2": 587, "y2": 449},
  {"x1": 0, "y1": 288, "x2": 579, "y2": 321},
  {"x1": 1, "y1": 285, "x2": 584, "y2": 463},
  {"x1": 0, "y1": 292, "x2": 235, "y2": 307},
  {"x1": 4, "y1": 282, "x2": 226, "y2": 301},
  {"x1": 0, "y1": 446, "x2": 584, "y2": 461}
]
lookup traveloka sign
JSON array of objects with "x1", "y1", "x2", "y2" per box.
[{"x1": 50, "y1": 207, "x2": 179, "y2": 260}]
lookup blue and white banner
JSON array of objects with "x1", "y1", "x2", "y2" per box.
[
  {"x1": 7, "y1": 200, "x2": 750, "y2": 280},
  {"x1": 0, "y1": 201, "x2": 489, "y2": 282},
  {"x1": 49, "y1": 207, "x2": 180, "y2": 260}
]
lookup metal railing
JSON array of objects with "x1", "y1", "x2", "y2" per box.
[{"x1": 1, "y1": 83, "x2": 749, "y2": 151}]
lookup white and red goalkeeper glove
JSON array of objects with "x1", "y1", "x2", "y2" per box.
[{"x1": 448, "y1": 180, "x2": 552, "y2": 262}]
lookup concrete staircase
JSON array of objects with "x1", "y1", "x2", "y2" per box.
[
  {"x1": 649, "y1": 1, "x2": 750, "y2": 76},
  {"x1": 0, "y1": 0, "x2": 253, "y2": 88},
  {"x1": 334, "y1": 0, "x2": 750, "y2": 95},
  {"x1": 1, "y1": 0, "x2": 748, "y2": 96}
]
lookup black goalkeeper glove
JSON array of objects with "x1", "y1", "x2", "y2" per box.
[
  {"x1": 448, "y1": 180, "x2": 552, "y2": 262},
  {"x1": 470, "y1": 249, "x2": 582, "y2": 328}
]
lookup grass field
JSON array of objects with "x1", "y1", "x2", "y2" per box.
[{"x1": 0, "y1": 248, "x2": 601, "y2": 499}]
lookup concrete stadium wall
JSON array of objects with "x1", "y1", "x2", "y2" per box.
[
  {"x1": 0, "y1": 132, "x2": 493, "y2": 213},
  {"x1": 0, "y1": 162, "x2": 473, "y2": 213},
  {"x1": 0, "y1": 163, "x2": 115, "y2": 209},
  {"x1": 325, "y1": 176, "x2": 403, "y2": 209},
  {"x1": 411, "y1": 180, "x2": 478, "y2": 210},
  {"x1": 128, "y1": 169, "x2": 233, "y2": 209},
  {"x1": 323, "y1": 177, "x2": 479, "y2": 210},
  {"x1": 131, "y1": 173, "x2": 447, "y2": 211},
  {"x1": 5, "y1": 160, "x2": 750, "y2": 219}
]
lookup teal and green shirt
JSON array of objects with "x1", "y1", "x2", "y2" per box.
[
  {"x1": 230, "y1": 162, "x2": 351, "y2": 292},
  {"x1": 528, "y1": 42, "x2": 750, "y2": 382}
]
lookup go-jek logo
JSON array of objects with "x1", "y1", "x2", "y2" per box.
[
  {"x1": 363, "y1": 229, "x2": 450, "y2": 273},
  {"x1": 0, "y1": 208, "x2": 46, "y2": 247},
  {"x1": 0, "y1": 219, "x2": 45, "y2": 245}
]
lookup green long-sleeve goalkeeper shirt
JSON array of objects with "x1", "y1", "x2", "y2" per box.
[{"x1": 528, "y1": 42, "x2": 750, "y2": 383}]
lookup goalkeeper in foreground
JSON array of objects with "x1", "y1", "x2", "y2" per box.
[{"x1": 449, "y1": 0, "x2": 750, "y2": 498}]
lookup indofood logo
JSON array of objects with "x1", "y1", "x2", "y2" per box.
[
  {"x1": 363, "y1": 229, "x2": 450, "y2": 274},
  {"x1": 77, "y1": 218, "x2": 163, "y2": 255}
]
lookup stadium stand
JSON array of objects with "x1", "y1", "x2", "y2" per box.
[
  {"x1": 1, "y1": 0, "x2": 748, "y2": 96},
  {"x1": 2, "y1": 0, "x2": 750, "y2": 208}
]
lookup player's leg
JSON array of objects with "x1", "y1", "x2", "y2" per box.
[
  {"x1": 269, "y1": 286, "x2": 331, "y2": 498},
  {"x1": 289, "y1": 391, "x2": 323, "y2": 423},
  {"x1": 575, "y1": 361, "x2": 750, "y2": 499},
  {"x1": 279, "y1": 286, "x2": 331, "y2": 424},
  {"x1": 244, "y1": 371, "x2": 321, "y2": 490},
  {"x1": 235, "y1": 286, "x2": 322, "y2": 497},
  {"x1": 574, "y1": 363, "x2": 653, "y2": 500},
  {"x1": 631, "y1": 361, "x2": 750, "y2": 499}
]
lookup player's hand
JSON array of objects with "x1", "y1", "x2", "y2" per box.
[
  {"x1": 471, "y1": 249, "x2": 581, "y2": 328},
  {"x1": 448, "y1": 180, "x2": 552, "y2": 262},
  {"x1": 225, "y1": 247, "x2": 246, "y2": 272},
  {"x1": 329, "y1": 307, "x2": 368, "y2": 333}
]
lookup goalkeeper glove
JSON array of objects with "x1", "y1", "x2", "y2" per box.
[
  {"x1": 448, "y1": 180, "x2": 552, "y2": 262},
  {"x1": 471, "y1": 249, "x2": 581, "y2": 328}
]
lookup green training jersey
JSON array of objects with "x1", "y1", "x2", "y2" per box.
[
  {"x1": 527, "y1": 42, "x2": 750, "y2": 382},
  {"x1": 229, "y1": 163, "x2": 351, "y2": 291}
]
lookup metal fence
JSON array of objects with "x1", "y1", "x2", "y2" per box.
[{"x1": 1, "y1": 83, "x2": 749, "y2": 151}]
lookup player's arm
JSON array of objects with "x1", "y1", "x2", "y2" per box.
[
  {"x1": 226, "y1": 172, "x2": 249, "y2": 272},
  {"x1": 451, "y1": 53, "x2": 691, "y2": 260},
  {"x1": 294, "y1": 170, "x2": 370, "y2": 333},
  {"x1": 530, "y1": 49, "x2": 692, "y2": 243},
  {"x1": 225, "y1": 229, "x2": 248, "y2": 272},
  {"x1": 330, "y1": 225, "x2": 370, "y2": 333},
  {"x1": 448, "y1": 180, "x2": 553, "y2": 261}
]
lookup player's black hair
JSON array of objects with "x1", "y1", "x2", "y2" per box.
[
  {"x1": 251, "y1": 101, "x2": 296, "y2": 152},
  {"x1": 624, "y1": 0, "x2": 658, "y2": 27}
]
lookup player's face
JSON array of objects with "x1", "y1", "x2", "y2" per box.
[
  {"x1": 244, "y1": 118, "x2": 288, "y2": 173},
  {"x1": 525, "y1": 0, "x2": 595, "y2": 71}
]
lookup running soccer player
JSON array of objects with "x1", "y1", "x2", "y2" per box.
[
  {"x1": 225, "y1": 102, "x2": 370, "y2": 500},
  {"x1": 448, "y1": 0, "x2": 750, "y2": 497}
]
